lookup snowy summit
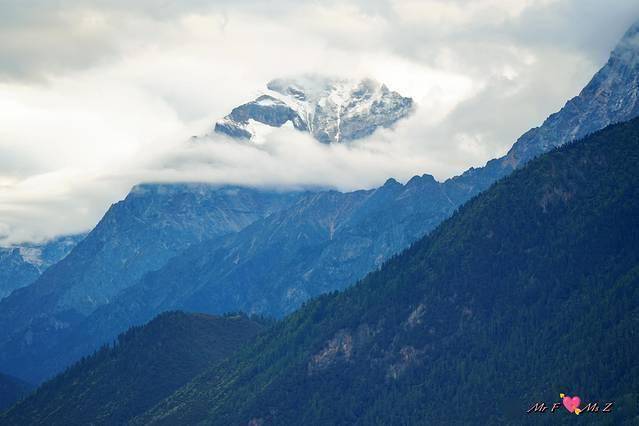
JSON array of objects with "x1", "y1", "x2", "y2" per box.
[{"x1": 213, "y1": 76, "x2": 414, "y2": 144}]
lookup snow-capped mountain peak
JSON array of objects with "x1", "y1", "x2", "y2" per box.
[{"x1": 213, "y1": 76, "x2": 413, "y2": 144}]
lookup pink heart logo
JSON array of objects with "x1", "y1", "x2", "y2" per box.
[{"x1": 562, "y1": 395, "x2": 581, "y2": 413}]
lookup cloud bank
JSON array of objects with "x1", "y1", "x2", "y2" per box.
[{"x1": 1, "y1": 0, "x2": 638, "y2": 243}]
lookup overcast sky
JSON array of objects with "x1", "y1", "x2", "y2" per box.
[{"x1": 1, "y1": 0, "x2": 638, "y2": 244}]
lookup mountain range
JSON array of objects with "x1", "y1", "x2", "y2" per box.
[
  {"x1": 6, "y1": 107, "x2": 639, "y2": 425},
  {"x1": 134, "y1": 115, "x2": 639, "y2": 425},
  {"x1": 0, "y1": 185, "x2": 300, "y2": 383},
  {"x1": 0, "y1": 19, "x2": 638, "y2": 394}
]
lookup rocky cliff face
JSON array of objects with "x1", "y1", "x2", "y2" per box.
[
  {"x1": 214, "y1": 76, "x2": 413, "y2": 144},
  {"x1": 447, "y1": 21, "x2": 639, "y2": 199},
  {"x1": 86, "y1": 174, "x2": 457, "y2": 322},
  {"x1": 506, "y1": 22, "x2": 639, "y2": 166}
]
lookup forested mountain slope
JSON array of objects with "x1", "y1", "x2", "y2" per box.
[
  {"x1": 139, "y1": 118, "x2": 639, "y2": 425},
  {"x1": 0, "y1": 374, "x2": 31, "y2": 412},
  {"x1": 1, "y1": 312, "x2": 265, "y2": 425}
]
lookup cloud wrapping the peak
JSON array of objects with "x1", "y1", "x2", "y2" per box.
[{"x1": 0, "y1": 0, "x2": 638, "y2": 243}]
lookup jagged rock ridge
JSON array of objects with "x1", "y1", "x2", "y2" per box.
[{"x1": 214, "y1": 76, "x2": 413, "y2": 144}]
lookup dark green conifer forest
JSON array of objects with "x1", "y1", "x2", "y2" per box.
[
  {"x1": 0, "y1": 312, "x2": 264, "y2": 425},
  {"x1": 3, "y1": 108, "x2": 639, "y2": 426},
  {"x1": 136, "y1": 119, "x2": 639, "y2": 425}
]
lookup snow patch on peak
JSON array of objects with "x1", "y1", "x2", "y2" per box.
[
  {"x1": 254, "y1": 95, "x2": 284, "y2": 107},
  {"x1": 18, "y1": 247, "x2": 43, "y2": 266},
  {"x1": 213, "y1": 75, "x2": 414, "y2": 144}
]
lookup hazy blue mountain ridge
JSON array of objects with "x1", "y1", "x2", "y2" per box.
[
  {"x1": 137, "y1": 116, "x2": 639, "y2": 426},
  {"x1": 0, "y1": 184, "x2": 302, "y2": 383},
  {"x1": 0, "y1": 234, "x2": 85, "y2": 301}
]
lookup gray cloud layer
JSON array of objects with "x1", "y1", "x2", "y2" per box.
[{"x1": 0, "y1": 0, "x2": 638, "y2": 243}]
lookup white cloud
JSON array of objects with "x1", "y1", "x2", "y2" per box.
[{"x1": 0, "y1": 0, "x2": 638, "y2": 244}]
